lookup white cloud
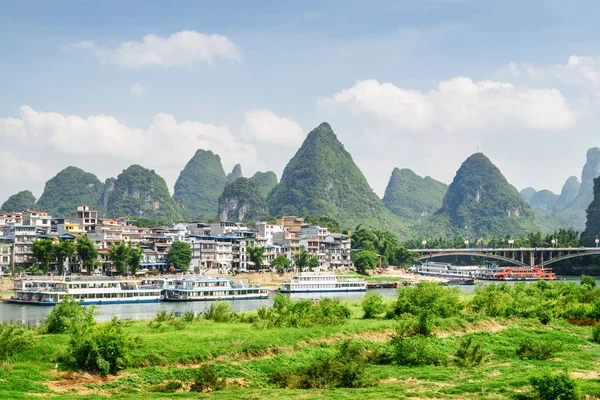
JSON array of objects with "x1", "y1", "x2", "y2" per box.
[
  {"x1": 0, "y1": 106, "x2": 265, "y2": 200},
  {"x1": 241, "y1": 109, "x2": 304, "y2": 146},
  {"x1": 64, "y1": 30, "x2": 241, "y2": 68},
  {"x1": 130, "y1": 82, "x2": 144, "y2": 96},
  {"x1": 319, "y1": 77, "x2": 577, "y2": 132}
]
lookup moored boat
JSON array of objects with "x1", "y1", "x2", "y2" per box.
[
  {"x1": 162, "y1": 277, "x2": 269, "y2": 301},
  {"x1": 409, "y1": 261, "x2": 555, "y2": 281},
  {"x1": 280, "y1": 272, "x2": 366, "y2": 293}
]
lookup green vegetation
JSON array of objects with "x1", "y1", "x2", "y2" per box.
[
  {"x1": 76, "y1": 235, "x2": 98, "y2": 274},
  {"x1": 54, "y1": 238, "x2": 75, "y2": 275},
  {"x1": 107, "y1": 164, "x2": 185, "y2": 221},
  {"x1": 529, "y1": 371, "x2": 580, "y2": 400},
  {"x1": 304, "y1": 215, "x2": 341, "y2": 232},
  {"x1": 292, "y1": 247, "x2": 319, "y2": 270},
  {"x1": 383, "y1": 168, "x2": 447, "y2": 222},
  {"x1": 109, "y1": 242, "x2": 143, "y2": 275},
  {"x1": 31, "y1": 238, "x2": 54, "y2": 274},
  {"x1": 173, "y1": 149, "x2": 227, "y2": 221},
  {"x1": 0, "y1": 190, "x2": 36, "y2": 212},
  {"x1": 226, "y1": 163, "x2": 243, "y2": 183},
  {"x1": 0, "y1": 323, "x2": 36, "y2": 359},
  {"x1": 352, "y1": 250, "x2": 378, "y2": 275},
  {"x1": 247, "y1": 246, "x2": 266, "y2": 270},
  {"x1": 418, "y1": 153, "x2": 538, "y2": 238},
  {"x1": 362, "y1": 292, "x2": 386, "y2": 319},
  {"x1": 36, "y1": 166, "x2": 105, "y2": 217},
  {"x1": 351, "y1": 226, "x2": 417, "y2": 266},
  {"x1": 250, "y1": 171, "x2": 278, "y2": 198},
  {"x1": 530, "y1": 189, "x2": 559, "y2": 215},
  {"x1": 520, "y1": 187, "x2": 537, "y2": 203},
  {"x1": 167, "y1": 241, "x2": 192, "y2": 272},
  {"x1": 45, "y1": 296, "x2": 97, "y2": 334},
  {"x1": 268, "y1": 122, "x2": 405, "y2": 232},
  {"x1": 270, "y1": 254, "x2": 291, "y2": 273},
  {"x1": 218, "y1": 177, "x2": 269, "y2": 222}
]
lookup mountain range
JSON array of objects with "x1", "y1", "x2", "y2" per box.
[{"x1": 2, "y1": 122, "x2": 599, "y2": 239}]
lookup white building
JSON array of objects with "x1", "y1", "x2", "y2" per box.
[
  {"x1": 68, "y1": 206, "x2": 99, "y2": 232},
  {"x1": 256, "y1": 222, "x2": 284, "y2": 244},
  {"x1": 321, "y1": 234, "x2": 352, "y2": 270},
  {"x1": 3, "y1": 225, "x2": 37, "y2": 268},
  {"x1": 186, "y1": 235, "x2": 249, "y2": 272},
  {"x1": 22, "y1": 210, "x2": 52, "y2": 231}
]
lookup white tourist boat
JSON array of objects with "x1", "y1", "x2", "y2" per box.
[
  {"x1": 7, "y1": 276, "x2": 162, "y2": 306},
  {"x1": 162, "y1": 277, "x2": 269, "y2": 301},
  {"x1": 408, "y1": 261, "x2": 481, "y2": 278},
  {"x1": 280, "y1": 272, "x2": 366, "y2": 293}
]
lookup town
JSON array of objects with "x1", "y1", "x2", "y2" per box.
[{"x1": 0, "y1": 206, "x2": 351, "y2": 276}]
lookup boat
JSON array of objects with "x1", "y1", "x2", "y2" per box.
[
  {"x1": 7, "y1": 276, "x2": 162, "y2": 306},
  {"x1": 162, "y1": 277, "x2": 269, "y2": 301},
  {"x1": 409, "y1": 261, "x2": 555, "y2": 281},
  {"x1": 280, "y1": 272, "x2": 367, "y2": 293}
]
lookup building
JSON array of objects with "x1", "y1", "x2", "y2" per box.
[
  {"x1": 68, "y1": 206, "x2": 99, "y2": 232},
  {"x1": 320, "y1": 234, "x2": 352, "y2": 270},
  {"x1": 187, "y1": 235, "x2": 249, "y2": 272},
  {"x1": 57, "y1": 222, "x2": 85, "y2": 237},
  {"x1": 256, "y1": 222, "x2": 284, "y2": 244},
  {"x1": 3, "y1": 225, "x2": 37, "y2": 268},
  {"x1": 0, "y1": 213, "x2": 23, "y2": 232},
  {"x1": 276, "y1": 216, "x2": 304, "y2": 233},
  {"x1": 22, "y1": 210, "x2": 52, "y2": 232},
  {"x1": 0, "y1": 238, "x2": 12, "y2": 275},
  {"x1": 187, "y1": 221, "x2": 211, "y2": 236},
  {"x1": 299, "y1": 225, "x2": 329, "y2": 240},
  {"x1": 210, "y1": 221, "x2": 249, "y2": 236}
]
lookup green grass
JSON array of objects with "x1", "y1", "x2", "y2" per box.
[{"x1": 4, "y1": 296, "x2": 600, "y2": 399}]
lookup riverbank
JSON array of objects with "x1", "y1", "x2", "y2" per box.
[{"x1": 2, "y1": 283, "x2": 600, "y2": 399}]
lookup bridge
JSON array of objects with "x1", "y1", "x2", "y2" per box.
[{"x1": 409, "y1": 247, "x2": 600, "y2": 267}]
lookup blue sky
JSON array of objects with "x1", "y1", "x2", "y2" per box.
[{"x1": 2, "y1": 0, "x2": 600, "y2": 204}]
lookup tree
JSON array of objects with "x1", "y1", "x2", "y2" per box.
[
  {"x1": 293, "y1": 248, "x2": 320, "y2": 271},
  {"x1": 32, "y1": 238, "x2": 54, "y2": 274},
  {"x1": 128, "y1": 245, "x2": 142, "y2": 275},
  {"x1": 247, "y1": 246, "x2": 266, "y2": 270},
  {"x1": 396, "y1": 247, "x2": 418, "y2": 268},
  {"x1": 54, "y1": 239, "x2": 75, "y2": 275},
  {"x1": 76, "y1": 236, "x2": 98, "y2": 274},
  {"x1": 271, "y1": 254, "x2": 291, "y2": 273},
  {"x1": 167, "y1": 241, "x2": 192, "y2": 272},
  {"x1": 581, "y1": 275, "x2": 596, "y2": 288},
  {"x1": 352, "y1": 250, "x2": 378, "y2": 275},
  {"x1": 109, "y1": 242, "x2": 130, "y2": 275}
]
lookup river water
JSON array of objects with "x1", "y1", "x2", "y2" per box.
[{"x1": 0, "y1": 276, "x2": 594, "y2": 324}]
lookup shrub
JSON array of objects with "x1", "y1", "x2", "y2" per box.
[
  {"x1": 183, "y1": 310, "x2": 195, "y2": 323},
  {"x1": 70, "y1": 317, "x2": 138, "y2": 375},
  {"x1": 394, "y1": 281, "x2": 462, "y2": 318},
  {"x1": 592, "y1": 323, "x2": 600, "y2": 344},
  {"x1": 580, "y1": 275, "x2": 596, "y2": 288},
  {"x1": 516, "y1": 338, "x2": 563, "y2": 360},
  {"x1": 203, "y1": 301, "x2": 236, "y2": 323},
  {"x1": 0, "y1": 323, "x2": 36, "y2": 359},
  {"x1": 45, "y1": 296, "x2": 97, "y2": 334},
  {"x1": 529, "y1": 371, "x2": 580, "y2": 400},
  {"x1": 189, "y1": 364, "x2": 226, "y2": 392},
  {"x1": 454, "y1": 335, "x2": 485, "y2": 367},
  {"x1": 362, "y1": 292, "x2": 386, "y2": 319},
  {"x1": 390, "y1": 327, "x2": 445, "y2": 366},
  {"x1": 154, "y1": 310, "x2": 174, "y2": 322},
  {"x1": 537, "y1": 307, "x2": 553, "y2": 325}
]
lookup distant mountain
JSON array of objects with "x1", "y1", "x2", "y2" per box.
[
  {"x1": 520, "y1": 187, "x2": 537, "y2": 203},
  {"x1": 554, "y1": 176, "x2": 580, "y2": 213},
  {"x1": 421, "y1": 153, "x2": 537, "y2": 237},
  {"x1": 581, "y1": 177, "x2": 600, "y2": 246},
  {"x1": 250, "y1": 171, "x2": 278, "y2": 198},
  {"x1": 383, "y1": 168, "x2": 447, "y2": 222},
  {"x1": 173, "y1": 149, "x2": 227, "y2": 221},
  {"x1": 554, "y1": 148, "x2": 600, "y2": 231},
  {"x1": 106, "y1": 165, "x2": 184, "y2": 221},
  {"x1": 36, "y1": 166, "x2": 104, "y2": 218},
  {"x1": 227, "y1": 164, "x2": 243, "y2": 183},
  {"x1": 1, "y1": 190, "x2": 36, "y2": 213},
  {"x1": 218, "y1": 178, "x2": 269, "y2": 222},
  {"x1": 268, "y1": 122, "x2": 405, "y2": 231},
  {"x1": 529, "y1": 190, "x2": 558, "y2": 215}
]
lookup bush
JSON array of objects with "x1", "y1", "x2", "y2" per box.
[
  {"x1": 0, "y1": 323, "x2": 36, "y2": 359},
  {"x1": 190, "y1": 364, "x2": 226, "y2": 392},
  {"x1": 529, "y1": 371, "x2": 580, "y2": 400},
  {"x1": 580, "y1": 275, "x2": 596, "y2": 288},
  {"x1": 362, "y1": 292, "x2": 386, "y2": 319},
  {"x1": 271, "y1": 341, "x2": 372, "y2": 389},
  {"x1": 70, "y1": 317, "x2": 138, "y2": 375},
  {"x1": 390, "y1": 327, "x2": 446, "y2": 366},
  {"x1": 394, "y1": 281, "x2": 462, "y2": 318},
  {"x1": 183, "y1": 310, "x2": 195, "y2": 323},
  {"x1": 592, "y1": 323, "x2": 600, "y2": 343},
  {"x1": 254, "y1": 293, "x2": 351, "y2": 329},
  {"x1": 150, "y1": 380, "x2": 183, "y2": 392},
  {"x1": 537, "y1": 307, "x2": 553, "y2": 325},
  {"x1": 516, "y1": 338, "x2": 563, "y2": 361},
  {"x1": 454, "y1": 335, "x2": 485, "y2": 367},
  {"x1": 45, "y1": 296, "x2": 97, "y2": 334},
  {"x1": 203, "y1": 301, "x2": 236, "y2": 323}
]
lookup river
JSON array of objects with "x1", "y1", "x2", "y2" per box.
[{"x1": 0, "y1": 276, "x2": 595, "y2": 324}]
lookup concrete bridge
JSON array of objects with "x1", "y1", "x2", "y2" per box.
[{"x1": 409, "y1": 247, "x2": 600, "y2": 267}]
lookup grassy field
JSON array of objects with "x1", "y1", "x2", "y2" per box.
[{"x1": 2, "y1": 288, "x2": 600, "y2": 399}]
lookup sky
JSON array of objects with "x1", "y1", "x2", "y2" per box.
[{"x1": 2, "y1": 0, "x2": 600, "y2": 204}]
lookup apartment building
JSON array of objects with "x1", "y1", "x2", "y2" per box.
[
  {"x1": 22, "y1": 210, "x2": 52, "y2": 231},
  {"x1": 3, "y1": 225, "x2": 37, "y2": 268},
  {"x1": 0, "y1": 238, "x2": 12, "y2": 275},
  {"x1": 187, "y1": 235, "x2": 249, "y2": 272},
  {"x1": 68, "y1": 205, "x2": 99, "y2": 232},
  {"x1": 256, "y1": 222, "x2": 284, "y2": 244},
  {"x1": 320, "y1": 234, "x2": 352, "y2": 270},
  {"x1": 276, "y1": 216, "x2": 304, "y2": 233}
]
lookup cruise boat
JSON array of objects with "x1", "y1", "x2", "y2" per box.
[
  {"x1": 162, "y1": 277, "x2": 269, "y2": 301},
  {"x1": 409, "y1": 261, "x2": 555, "y2": 281},
  {"x1": 7, "y1": 276, "x2": 162, "y2": 306},
  {"x1": 280, "y1": 272, "x2": 367, "y2": 293}
]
